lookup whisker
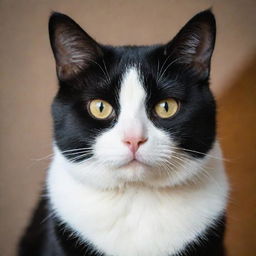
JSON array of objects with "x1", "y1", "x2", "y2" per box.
[
  {"x1": 64, "y1": 150, "x2": 92, "y2": 157},
  {"x1": 32, "y1": 154, "x2": 54, "y2": 161},
  {"x1": 158, "y1": 57, "x2": 183, "y2": 83},
  {"x1": 157, "y1": 55, "x2": 172, "y2": 82},
  {"x1": 40, "y1": 211, "x2": 56, "y2": 224},
  {"x1": 89, "y1": 59, "x2": 110, "y2": 84},
  {"x1": 169, "y1": 146, "x2": 229, "y2": 162},
  {"x1": 61, "y1": 148, "x2": 92, "y2": 153},
  {"x1": 69, "y1": 153, "x2": 92, "y2": 163},
  {"x1": 102, "y1": 59, "x2": 111, "y2": 83},
  {"x1": 156, "y1": 59, "x2": 160, "y2": 81}
]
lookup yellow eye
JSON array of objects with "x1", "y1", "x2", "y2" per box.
[
  {"x1": 88, "y1": 99, "x2": 113, "y2": 119},
  {"x1": 154, "y1": 98, "x2": 179, "y2": 118}
]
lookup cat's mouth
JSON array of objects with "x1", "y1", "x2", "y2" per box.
[
  {"x1": 121, "y1": 159, "x2": 150, "y2": 169},
  {"x1": 124, "y1": 159, "x2": 140, "y2": 167}
]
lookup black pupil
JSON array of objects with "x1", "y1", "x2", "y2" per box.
[
  {"x1": 99, "y1": 102, "x2": 104, "y2": 112},
  {"x1": 164, "y1": 102, "x2": 169, "y2": 112}
]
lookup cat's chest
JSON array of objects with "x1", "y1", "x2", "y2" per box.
[{"x1": 48, "y1": 161, "x2": 228, "y2": 256}]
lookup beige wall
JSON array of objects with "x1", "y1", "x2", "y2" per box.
[
  {"x1": 0, "y1": 1, "x2": 255, "y2": 255},
  {"x1": 218, "y1": 55, "x2": 256, "y2": 256}
]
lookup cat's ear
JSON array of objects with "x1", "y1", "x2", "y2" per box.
[
  {"x1": 165, "y1": 10, "x2": 216, "y2": 78},
  {"x1": 49, "y1": 12, "x2": 102, "y2": 80}
]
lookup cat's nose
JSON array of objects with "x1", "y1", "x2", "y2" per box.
[{"x1": 123, "y1": 136, "x2": 148, "y2": 154}]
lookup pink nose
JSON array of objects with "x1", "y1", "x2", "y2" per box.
[{"x1": 123, "y1": 136, "x2": 148, "y2": 154}]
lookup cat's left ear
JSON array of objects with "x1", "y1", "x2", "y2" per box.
[
  {"x1": 165, "y1": 10, "x2": 216, "y2": 78},
  {"x1": 49, "y1": 12, "x2": 103, "y2": 80}
]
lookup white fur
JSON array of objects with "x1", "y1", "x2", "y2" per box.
[
  {"x1": 47, "y1": 143, "x2": 228, "y2": 256},
  {"x1": 47, "y1": 67, "x2": 229, "y2": 256},
  {"x1": 53, "y1": 67, "x2": 215, "y2": 190}
]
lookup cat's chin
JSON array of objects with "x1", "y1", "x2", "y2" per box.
[{"x1": 116, "y1": 160, "x2": 149, "y2": 180}]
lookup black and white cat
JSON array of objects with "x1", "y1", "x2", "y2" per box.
[{"x1": 19, "y1": 10, "x2": 229, "y2": 256}]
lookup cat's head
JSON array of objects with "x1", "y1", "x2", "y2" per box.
[{"x1": 49, "y1": 10, "x2": 217, "y2": 189}]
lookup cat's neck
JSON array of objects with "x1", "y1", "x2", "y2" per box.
[{"x1": 47, "y1": 142, "x2": 229, "y2": 256}]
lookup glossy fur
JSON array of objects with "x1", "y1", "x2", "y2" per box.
[
  {"x1": 19, "y1": 10, "x2": 229, "y2": 256},
  {"x1": 19, "y1": 196, "x2": 226, "y2": 256}
]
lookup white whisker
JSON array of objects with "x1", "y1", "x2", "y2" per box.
[
  {"x1": 158, "y1": 57, "x2": 183, "y2": 83},
  {"x1": 157, "y1": 55, "x2": 171, "y2": 82}
]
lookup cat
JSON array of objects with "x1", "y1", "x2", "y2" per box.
[{"x1": 18, "y1": 10, "x2": 229, "y2": 256}]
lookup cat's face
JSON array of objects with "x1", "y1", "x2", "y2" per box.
[{"x1": 49, "y1": 11, "x2": 216, "y2": 189}]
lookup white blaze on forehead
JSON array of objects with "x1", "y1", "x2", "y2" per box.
[
  {"x1": 118, "y1": 66, "x2": 147, "y2": 136},
  {"x1": 119, "y1": 66, "x2": 146, "y2": 118}
]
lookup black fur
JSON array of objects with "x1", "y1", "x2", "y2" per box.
[
  {"x1": 19, "y1": 10, "x2": 226, "y2": 256},
  {"x1": 50, "y1": 10, "x2": 216, "y2": 163}
]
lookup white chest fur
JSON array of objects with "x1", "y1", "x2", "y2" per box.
[{"x1": 47, "y1": 144, "x2": 228, "y2": 256}]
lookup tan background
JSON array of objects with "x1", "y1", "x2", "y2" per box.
[{"x1": 0, "y1": 0, "x2": 255, "y2": 255}]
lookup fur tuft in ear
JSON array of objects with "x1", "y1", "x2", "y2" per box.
[
  {"x1": 49, "y1": 12, "x2": 102, "y2": 80},
  {"x1": 165, "y1": 10, "x2": 216, "y2": 78}
]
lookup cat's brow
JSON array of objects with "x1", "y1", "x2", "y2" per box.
[{"x1": 155, "y1": 79, "x2": 185, "y2": 99}]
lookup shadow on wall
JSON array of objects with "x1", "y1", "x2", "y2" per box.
[{"x1": 217, "y1": 53, "x2": 256, "y2": 256}]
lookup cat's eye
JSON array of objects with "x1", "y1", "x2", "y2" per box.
[
  {"x1": 154, "y1": 98, "x2": 179, "y2": 119},
  {"x1": 88, "y1": 99, "x2": 113, "y2": 119}
]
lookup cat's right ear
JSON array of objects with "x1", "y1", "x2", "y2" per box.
[{"x1": 49, "y1": 12, "x2": 102, "y2": 80}]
